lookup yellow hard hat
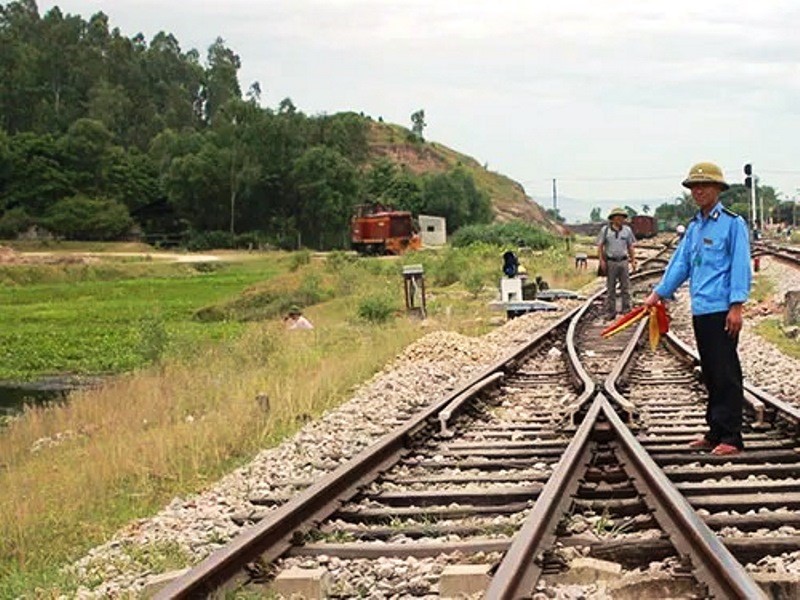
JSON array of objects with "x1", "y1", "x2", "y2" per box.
[
  {"x1": 682, "y1": 162, "x2": 729, "y2": 190},
  {"x1": 607, "y1": 207, "x2": 628, "y2": 219}
]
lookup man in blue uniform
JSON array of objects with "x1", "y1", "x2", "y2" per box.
[{"x1": 644, "y1": 162, "x2": 751, "y2": 456}]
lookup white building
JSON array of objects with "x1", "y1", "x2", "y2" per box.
[{"x1": 418, "y1": 215, "x2": 447, "y2": 246}]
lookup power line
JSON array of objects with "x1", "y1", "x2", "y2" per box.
[
  {"x1": 522, "y1": 169, "x2": 800, "y2": 184},
  {"x1": 521, "y1": 175, "x2": 676, "y2": 184},
  {"x1": 759, "y1": 169, "x2": 800, "y2": 175}
]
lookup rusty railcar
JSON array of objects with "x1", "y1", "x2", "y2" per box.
[{"x1": 350, "y1": 205, "x2": 421, "y2": 255}]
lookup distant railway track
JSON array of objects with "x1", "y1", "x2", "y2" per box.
[
  {"x1": 156, "y1": 255, "x2": 799, "y2": 599},
  {"x1": 754, "y1": 240, "x2": 800, "y2": 269}
]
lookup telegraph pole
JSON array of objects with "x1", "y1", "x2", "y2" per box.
[
  {"x1": 744, "y1": 164, "x2": 758, "y2": 234},
  {"x1": 552, "y1": 178, "x2": 558, "y2": 212}
]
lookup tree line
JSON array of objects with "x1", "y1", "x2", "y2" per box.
[
  {"x1": 588, "y1": 183, "x2": 795, "y2": 229},
  {"x1": 0, "y1": 1, "x2": 492, "y2": 248}
]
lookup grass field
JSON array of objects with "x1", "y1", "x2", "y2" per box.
[
  {"x1": 0, "y1": 258, "x2": 286, "y2": 381},
  {"x1": 0, "y1": 243, "x2": 598, "y2": 597}
]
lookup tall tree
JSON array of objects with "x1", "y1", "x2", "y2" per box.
[
  {"x1": 0, "y1": 0, "x2": 42, "y2": 132},
  {"x1": 410, "y1": 109, "x2": 426, "y2": 140},
  {"x1": 213, "y1": 99, "x2": 263, "y2": 233},
  {"x1": 2, "y1": 131, "x2": 73, "y2": 216},
  {"x1": 291, "y1": 145, "x2": 359, "y2": 249},
  {"x1": 201, "y1": 37, "x2": 241, "y2": 124},
  {"x1": 420, "y1": 168, "x2": 491, "y2": 231}
]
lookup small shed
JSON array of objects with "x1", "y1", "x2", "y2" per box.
[{"x1": 418, "y1": 215, "x2": 447, "y2": 246}]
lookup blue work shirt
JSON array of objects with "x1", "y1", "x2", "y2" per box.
[{"x1": 655, "y1": 202, "x2": 751, "y2": 316}]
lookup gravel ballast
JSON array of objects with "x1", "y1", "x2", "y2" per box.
[{"x1": 68, "y1": 257, "x2": 800, "y2": 596}]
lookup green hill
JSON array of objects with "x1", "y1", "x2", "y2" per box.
[{"x1": 366, "y1": 121, "x2": 562, "y2": 233}]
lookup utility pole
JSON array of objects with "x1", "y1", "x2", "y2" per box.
[
  {"x1": 744, "y1": 164, "x2": 757, "y2": 234},
  {"x1": 552, "y1": 178, "x2": 558, "y2": 212}
]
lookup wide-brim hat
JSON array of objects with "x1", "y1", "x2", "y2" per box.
[
  {"x1": 682, "y1": 162, "x2": 729, "y2": 190},
  {"x1": 288, "y1": 305, "x2": 302, "y2": 315},
  {"x1": 607, "y1": 207, "x2": 628, "y2": 219}
]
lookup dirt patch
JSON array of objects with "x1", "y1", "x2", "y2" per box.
[
  {"x1": 744, "y1": 298, "x2": 783, "y2": 318},
  {"x1": 0, "y1": 246, "x2": 225, "y2": 265},
  {"x1": 0, "y1": 245, "x2": 99, "y2": 265},
  {"x1": 371, "y1": 143, "x2": 450, "y2": 174}
]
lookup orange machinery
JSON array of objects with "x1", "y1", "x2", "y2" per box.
[{"x1": 351, "y1": 204, "x2": 421, "y2": 255}]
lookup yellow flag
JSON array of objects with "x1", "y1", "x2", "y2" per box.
[{"x1": 648, "y1": 307, "x2": 660, "y2": 350}]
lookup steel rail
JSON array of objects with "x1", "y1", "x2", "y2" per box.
[
  {"x1": 602, "y1": 315, "x2": 647, "y2": 422},
  {"x1": 484, "y1": 393, "x2": 602, "y2": 599},
  {"x1": 753, "y1": 242, "x2": 800, "y2": 267},
  {"x1": 488, "y1": 394, "x2": 768, "y2": 599},
  {"x1": 437, "y1": 371, "x2": 505, "y2": 436},
  {"x1": 599, "y1": 394, "x2": 768, "y2": 599},
  {"x1": 564, "y1": 292, "x2": 599, "y2": 409},
  {"x1": 664, "y1": 331, "x2": 800, "y2": 427},
  {"x1": 608, "y1": 323, "x2": 782, "y2": 597},
  {"x1": 637, "y1": 240, "x2": 675, "y2": 271},
  {"x1": 563, "y1": 268, "x2": 664, "y2": 426},
  {"x1": 489, "y1": 308, "x2": 768, "y2": 599},
  {"x1": 156, "y1": 307, "x2": 581, "y2": 599}
]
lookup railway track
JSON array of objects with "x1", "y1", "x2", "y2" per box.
[
  {"x1": 155, "y1": 261, "x2": 800, "y2": 599},
  {"x1": 754, "y1": 240, "x2": 800, "y2": 269}
]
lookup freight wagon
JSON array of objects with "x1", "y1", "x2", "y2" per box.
[{"x1": 630, "y1": 215, "x2": 657, "y2": 239}]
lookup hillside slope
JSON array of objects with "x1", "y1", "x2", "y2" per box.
[{"x1": 366, "y1": 122, "x2": 564, "y2": 234}]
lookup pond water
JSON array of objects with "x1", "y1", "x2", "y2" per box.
[{"x1": 0, "y1": 376, "x2": 103, "y2": 417}]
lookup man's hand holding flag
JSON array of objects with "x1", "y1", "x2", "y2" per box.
[{"x1": 601, "y1": 301, "x2": 670, "y2": 350}]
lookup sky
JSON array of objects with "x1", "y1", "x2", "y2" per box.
[{"x1": 38, "y1": 0, "x2": 800, "y2": 223}]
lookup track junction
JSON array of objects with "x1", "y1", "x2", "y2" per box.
[{"x1": 151, "y1": 242, "x2": 800, "y2": 599}]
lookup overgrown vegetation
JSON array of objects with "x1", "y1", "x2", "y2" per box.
[
  {"x1": 755, "y1": 319, "x2": 800, "y2": 360},
  {"x1": 0, "y1": 258, "x2": 283, "y2": 381},
  {"x1": 0, "y1": 243, "x2": 601, "y2": 596},
  {"x1": 357, "y1": 294, "x2": 398, "y2": 323},
  {"x1": 450, "y1": 222, "x2": 557, "y2": 249}
]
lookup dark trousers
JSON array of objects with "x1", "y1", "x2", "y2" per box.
[{"x1": 692, "y1": 311, "x2": 744, "y2": 449}]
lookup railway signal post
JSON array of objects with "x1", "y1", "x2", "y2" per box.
[{"x1": 744, "y1": 163, "x2": 758, "y2": 234}]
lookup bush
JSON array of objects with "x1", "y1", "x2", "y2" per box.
[
  {"x1": 289, "y1": 249, "x2": 312, "y2": 272},
  {"x1": 186, "y1": 230, "x2": 235, "y2": 251},
  {"x1": 137, "y1": 314, "x2": 168, "y2": 363},
  {"x1": 233, "y1": 231, "x2": 269, "y2": 249},
  {"x1": 462, "y1": 270, "x2": 487, "y2": 298},
  {"x1": 192, "y1": 305, "x2": 230, "y2": 322},
  {"x1": 450, "y1": 222, "x2": 557, "y2": 249},
  {"x1": 432, "y1": 250, "x2": 467, "y2": 286},
  {"x1": 0, "y1": 207, "x2": 32, "y2": 238},
  {"x1": 297, "y1": 272, "x2": 331, "y2": 305},
  {"x1": 326, "y1": 250, "x2": 358, "y2": 272},
  {"x1": 357, "y1": 294, "x2": 397, "y2": 323},
  {"x1": 41, "y1": 195, "x2": 133, "y2": 241},
  {"x1": 191, "y1": 261, "x2": 221, "y2": 273}
]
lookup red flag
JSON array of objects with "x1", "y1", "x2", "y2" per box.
[
  {"x1": 601, "y1": 301, "x2": 670, "y2": 350},
  {"x1": 601, "y1": 305, "x2": 648, "y2": 338}
]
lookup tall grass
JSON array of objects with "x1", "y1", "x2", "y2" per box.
[
  {"x1": 0, "y1": 316, "x2": 421, "y2": 595},
  {"x1": 0, "y1": 242, "x2": 598, "y2": 595}
]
